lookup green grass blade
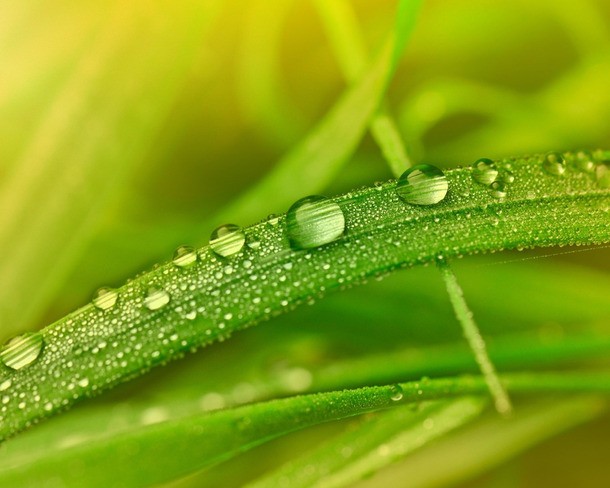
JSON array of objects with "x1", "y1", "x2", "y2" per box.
[
  {"x1": 315, "y1": 0, "x2": 416, "y2": 176},
  {"x1": 2, "y1": 374, "x2": 609, "y2": 488},
  {"x1": 245, "y1": 398, "x2": 485, "y2": 488},
  {"x1": 1, "y1": 151, "x2": 610, "y2": 440},
  {"x1": 0, "y1": 1, "x2": 219, "y2": 339},
  {"x1": 438, "y1": 258, "x2": 513, "y2": 416},
  {"x1": 352, "y1": 397, "x2": 605, "y2": 488}
]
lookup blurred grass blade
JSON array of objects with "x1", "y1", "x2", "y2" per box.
[
  {"x1": 214, "y1": 0, "x2": 420, "y2": 224},
  {"x1": 245, "y1": 398, "x2": 485, "y2": 488},
  {"x1": 315, "y1": 0, "x2": 415, "y2": 176},
  {"x1": 438, "y1": 258, "x2": 513, "y2": 416},
  {"x1": 237, "y1": 0, "x2": 305, "y2": 147},
  {"x1": 352, "y1": 397, "x2": 606, "y2": 488},
  {"x1": 2, "y1": 374, "x2": 609, "y2": 487},
  {"x1": 0, "y1": 0, "x2": 220, "y2": 339}
]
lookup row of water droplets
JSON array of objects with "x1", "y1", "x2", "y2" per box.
[{"x1": 1, "y1": 150, "x2": 608, "y2": 425}]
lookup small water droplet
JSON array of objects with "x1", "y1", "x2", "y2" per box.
[
  {"x1": 472, "y1": 158, "x2": 498, "y2": 185},
  {"x1": 543, "y1": 152, "x2": 566, "y2": 176},
  {"x1": 210, "y1": 224, "x2": 246, "y2": 257},
  {"x1": 500, "y1": 170, "x2": 515, "y2": 184},
  {"x1": 144, "y1": 288, "x2": 170, "y2": 310},
  {"x1": 489, "y1": 180, "x2": 507, "y2": 199},
  {"x1": 92, "y1": 287, "x2": 118, "y2": 310},
  {"x1": 172, "y1": 245, "x2": 197, "y2": 267},
  {"x1": 0, "y1": 379, "x2": 12, "y2": 391},
  {"x1": 389, "y1": 384, "x2": 403, "y2": 401},
  {"x1": 78, "y1": 378, "x2": 90, "y2": 388},
  {"x1": 286, "y1": 195, "x2": 345, "y2": 249},
  {"x1": 0, "y1": 332, "x2": 44, "y2": 370},
  {"x1": 396, "y1": 164, "x2": 448, "y2": 205}
]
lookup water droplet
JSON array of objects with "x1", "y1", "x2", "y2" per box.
[
  {"x1": 396, "y1": 164, "x2": 448, "y2": 205},
  {"x1": 489, "y1": 180, "x2": 507, "y2": 199},
  {"x1": 210, "y1": 224, "x2": 246, "y2": 257},
  {"x1": 543, "y1": 152, "x2": 566, "y2": 176},
  {"x1": 389, "y1": 384, "x2": 403, "y2": 401},
  {"x1": 172, "y1": 245, "x2": 197, "y2": 267},
  {"x1": 500, "y1": 170, "x2": 515, "y2": 184},
  {"x1": 92, "y1": 287, "x2": 118, "y2": 310},
  {"x1": 286, "y1": 195, "x2": 345, "y2": 249},
  {"x1": 0, "y1": 332, "x2": 44, "y2": 370},
  {"x1": 144, "y1": 288, "x2": 170, "y2": 310},
  {"x1": 472, "y1": 158, "x2": 498, "y2": 185},
  {"x1": 0, "y1": 379, "x2": 11, "y2": 391},
  {"x1": 78, "y1": 378, "x2": 90, "y2": 388}
]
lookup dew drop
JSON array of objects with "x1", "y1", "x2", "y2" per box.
[
  {"x1": 286, "y1": 195, "x2": 346, "y2": 249},
  {"x1": 396, "y1": 164, "x2": 448, "y2": 205},
  {"x1": 472, "y1": 158, "x2": 498, "y2": 185},
  {"x1": 0, "y1": 379, "x2": 12, "y2": 391},
  {"x1": 210, "y1": 224, "x2": 246, "y2": 257},
  {"x1": 92, "y1": 287, "x2": 118, "y2": 311},
  {"x1": 144, "y1": 288, "x2": 170, "y2": 310},
  {"x1": 542, "y1": 152, "x2": 566, "y2": 176},
  {"x1": 0, "y1": 332, "x2": 44, "y2": 370},
  {"x1": 500, "y1": 170, "x2": 515, "y2": 184},
  {"x1": 389, "y1": 384, "x2": 403, "y2": 401},
  {"x1": 489, "y1": 180, "x2": 507, "y2": 199},
  {"x1": 172, "y1": 245, "x2": 197, "y2": 268}
]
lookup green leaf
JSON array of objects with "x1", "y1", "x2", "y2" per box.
[{"x1": 1, "y1": 151, "x2": 610, "y2": 441}]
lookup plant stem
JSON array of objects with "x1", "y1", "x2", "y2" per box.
[{"x1": 437, "y1": 257, "x2": 513, "y2": 417}]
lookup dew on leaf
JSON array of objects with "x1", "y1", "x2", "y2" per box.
[
  {"x1": 489, "y1": 180, "x2": 507, "y2": 199},
  {"x1": 286, "y1": 195, "x2": 346, "y2": 249},
  {"x1": 472, "y1": 158, "x2": 498, "y2": 185},
  {"x1": 92, "y1": 287, "x2": 118, "y2": 311},
  {"x1": 396, "y1": 164, "x2": 448, "y2": 205},
  {"x1": 0, "y1": 332, "x2": 44, "y2": 370},
  {"x1": 144, "y1": 288, "x2": 171, "y2": 310},
  {"x1": 210, "y1": 224, "x2": 246, "y2": 257},
  {"x1": 172, "y1": 245, "x2": 197, "y2": 268},
  {"x1": 542, "y1": 152, "x2": 566, "y2": 176}
]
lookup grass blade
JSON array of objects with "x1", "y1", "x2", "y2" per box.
[
  {"x1": 245, "y1": 398, "x2": 485, "y2": 488},
  {"x1": 1, "y1": 151, "x2": 610, "y2": 440}
]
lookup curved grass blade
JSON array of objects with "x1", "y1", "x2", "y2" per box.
[
  {"x1": 245, "y1": 398, "x2": 485, "y2": 488},
  {"x1": 0, "y1": 0, "x2": 219, "y2": 339},
  {"x1": 1, "y1": 151, "x2": 610, "y2": 440},
  {"x1": 213, "y1": 0, "x2": 420, "y2": 224},
  {"x1": 1, "y1": 374, "x2": 610, "y2": 488}
]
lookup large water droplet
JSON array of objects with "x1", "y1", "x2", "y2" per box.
[
  {"x1": 172, "y1": 245, "x2": 197, "y2": 268},
  {"x1": 144, "y1": 288, "x2": 170, "y2": 310},
  {"x1": 472, "y1": 158, "x2": 498, "y2": 185},
  {"x1": 0, "y1": 333, "x2": 44, "y2": 370},
  {"x1": 92, "y1": 287, "x2": 118, "y2": 310},
  {"x1": 210, "y1": 224, "x2": 246, "y2": 257},
  {"x1": 396, "y1": 164, "x2": 448, "y2": 205},
  {"x1": 543, "y1": 152, "x2": 566, "y2": 176},
  {"x1": 286, "y1": 196, "x2": 345, "y2": 249},
  {"x1": 489, "y1": 180, "x2": 507, "y2": 199}
]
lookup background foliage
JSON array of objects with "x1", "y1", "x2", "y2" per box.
[{"x1": 1, "y1": 0, "x2": 610, "y2": 486}]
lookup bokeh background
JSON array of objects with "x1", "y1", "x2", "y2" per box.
[{"x1": 1, "y1": 0, "x2": 610, "y2": 486}]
